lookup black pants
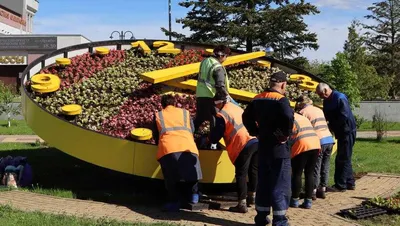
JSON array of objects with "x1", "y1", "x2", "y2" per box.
[
  {"x1": 194, "y1": 97, "x2": 217, "y2": 131},
  {"x1": 164, "y1": 180, "x2": 198, "y2": 202},
  {"x1": 291, "y1": 150, "x2": 319, "y2": 199},
  {"x1": 335, "y1": 131, "x2": 356, "y2": 189},
  {"x1": 234, "y1": 141, "x2": 258, "y2": 200}
]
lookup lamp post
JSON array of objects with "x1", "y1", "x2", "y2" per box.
[
  {"x1": 265, "y1": 46, "x2": 274, "y2": 56},
  {"x1": 109, "y1": 31, "x2": 135, "y2": 40},
  {"x1": 168, "y1": 0, "x2": 172, "y2": 41}
]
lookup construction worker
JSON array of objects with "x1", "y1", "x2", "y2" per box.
[
  {"x1": 316, "y1": 83, "x2": 356, "y2": 192},
  {"x1": 153, "y1": 94, "x2": 202, "y2": 212},
  {"x1": 208, "y1": 90, "x2": 259, "y2": 213},
  {"x1": 194, "y1": 45, "x2": 233, "y2": 133},
  {"x1": 289, "y1": 113, "x2": 320, "y2": 209},
  {"x1": 295, "y1": 95, "x2": 335, "y2": 200},
  {"x1": 243, "y1": 71, "x2": 294, "y2": 226}
]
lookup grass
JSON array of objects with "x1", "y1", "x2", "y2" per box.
[
  {"x1": 0, "y1": 120, "x2": 35, "y2": 135},
  {"x1": 0, "y1": 205, "x2": 174, "y2": 226},
  {"x1": 358, "y1": 121, "x2": 400, "y2": 131}
]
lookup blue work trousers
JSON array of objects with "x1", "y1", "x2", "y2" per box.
[
  {"x1": 334, "y1": 131, "x2": 356, "y2": 189},
  {"x1": 255, "y1": 157, "x2": 291, "y2": 226}
]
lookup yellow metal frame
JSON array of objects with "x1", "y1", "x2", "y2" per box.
[{"x1": 22, "y1": 91, "x2": 235, "y2": 183}]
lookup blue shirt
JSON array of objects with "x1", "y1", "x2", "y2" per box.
[{"x1": 323, "y1": 91, "x2": 356, "y2": 137}]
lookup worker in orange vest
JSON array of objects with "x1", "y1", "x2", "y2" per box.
[
  {"x1": 295, "y1": 95, "x2": 335, "y2": 200},
  {"x1": 289, "y1": 113, "x2": 320, "y2": 209},
  {"x1": 208, "y1": 90, "x2": 259, "y2": 213},
  {"x1": 153, "y1": 94, "x2": 203, "y2": 212}
]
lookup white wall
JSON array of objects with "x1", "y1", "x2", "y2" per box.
[{"x1": 0, "y1": 22, "x2": 29, "y2": 35}]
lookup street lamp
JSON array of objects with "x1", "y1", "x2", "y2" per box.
[
  {"x1": 109, "y1": 31, "x2": 135, "y2": 40},
  {"x1": 265, "y1": 46, "x2": 274, "y2": 56},
  {"x1": 168, "y1": 0, "x2": 172, "y2": 41}
]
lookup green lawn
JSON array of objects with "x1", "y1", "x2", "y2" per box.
[
  {"x1": 358, "y1": 121, "x2": 400, "y2": 131},
  {"x1": 0, "y1": 205, "x2": 174, "y2": 226},
  {"x1": 0, "y1": 120, "x2": 35, "y2": 135}
]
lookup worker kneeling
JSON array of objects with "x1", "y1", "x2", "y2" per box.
[
  {"x1": 153, "y1": 94, "x2": 202, "y2": 212},
  {"x1": 289, "y1": 113, "x2": 321, "y2": 209},
  {"x1": 209, "y1": 91, "x2": 259, "y2": 213}
]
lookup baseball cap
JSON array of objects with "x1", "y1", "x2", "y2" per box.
[{"x1": 270, "y1": 71, "x2": 288, "y2": 83}]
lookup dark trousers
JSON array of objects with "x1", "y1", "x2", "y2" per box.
[
  {"x1": 335, "y1": 131, "x2": 356, "y2": 189},
  {"x1": 291, "y1": 150, "x2": 319, "y2": 199},
  {"x1": 314, "y1": 143, "x2": 334, "y2": 189},
  {"x1": 255, "y1": 155, "x2": 291, "y2": 226},
  {"x1": 194, "y1": 97, "x2": 217, "y2": 131},
  {"x1": 164, "y1": 179, "x2": 198, "y2": 202},
  {"x1": 234, "y1": 142, "x2": 258, "y2": 200}
]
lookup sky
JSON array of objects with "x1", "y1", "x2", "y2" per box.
[{"x1": 33, "y1": 0, "x2": 377, "y2": 61}]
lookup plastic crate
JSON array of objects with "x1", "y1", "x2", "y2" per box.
[{"x1": 340, "y1": 205, "x2": 387, "y2": 219}]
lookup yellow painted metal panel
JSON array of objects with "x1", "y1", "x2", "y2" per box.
[{"x1": 141, "y1": 51, "x2": 266, "y2": 84}]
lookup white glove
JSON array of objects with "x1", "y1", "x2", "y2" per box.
[{"x1": 210, "y1": 143, "x2": 218, "y2": 150}]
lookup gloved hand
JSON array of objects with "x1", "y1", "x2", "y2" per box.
[
  {"x1": 273, "y1": 128, "x2": 289, "y2": 144},
  {"x1": 210, "y1": 143, "x2": 218, "y2": 150}
]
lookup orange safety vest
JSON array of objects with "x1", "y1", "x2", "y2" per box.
[
  {"x1": 299, "y1": 105, "x2": 332, "y2": 140},
  {"x1": 217, "y1": 102, "x2": 255, "y2": 163},
  {"x1": 254, "y1": 91, "x2": 285, "y2": 101},
  {"x1": 290, "y1": 113, "x2": 320, "y2": 158},
  {"x1": 155, "y1": 106, "x2": 199, "y2": 160}
]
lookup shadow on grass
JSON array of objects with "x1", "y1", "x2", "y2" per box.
[{"x1": 0, "y1": 146, "x2": 245, "y2": 226}]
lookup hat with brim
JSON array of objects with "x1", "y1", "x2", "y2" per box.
[{"x1": 270, "y1": 71, "x2": 288, "y2": 82}]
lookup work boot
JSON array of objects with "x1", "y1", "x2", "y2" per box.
[
  {"x1": 229, "y1": 201, "x2": 248, "y2": 213},
  {"x1": 347, "y1": 184, "x2": 356, "y2": 190},
  {"x1": 191, "y1": 194, "x2": 199, "y2": 204},
  {"x1": 312, "y1": 189, "x2": 317, "y2": 201},
  {"x1": 289, "y1": 198, "x2": 299, "y2": 208},
  {"x1": 254, "y1": 214, "x2": 271, "y2": 226},
  {"x1": 247, "y1": 192, "x2": 256, "y2": 207},
  {"x1": 328, "y1": 185, "x2": 346, "y2": 192},
  {"x1": 301, "y1": 199, "x2": 312, "y2": 209},
  {"x1": 162, "y1": 202, "x2": 180, "y2": 212},
  {"x1": 316, "y1": 187, "x2": 326, "y2": 199}
]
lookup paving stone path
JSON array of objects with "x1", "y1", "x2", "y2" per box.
[{"x1": 0, "y1": 173, "x2": 399, "y2": 226}]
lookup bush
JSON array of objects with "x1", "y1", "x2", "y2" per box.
[
  {"x1": 372, "y1": 109, "x2": 390, "y2": 141},
  {"x1": 354, "y1": 115, "x2": 367, "y2": 129},
  {"x1": 0, "y1": 81, "x2": 20, "y2": 127}
]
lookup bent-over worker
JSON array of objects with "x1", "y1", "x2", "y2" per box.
[
  {"x1": 153, "y1": 94, "x2": 203, "y2": 212},
  {"x1": 295, "y1": 95, "x2": 335, "y2": 199},
  {"x1": 289, "y1": 113, "x2": 320, "y2": 209},
  {"x1": 243, "y1": 71, "x2": 294, "y2": 226},
  {"x1": 209, "y1": 90, "x2": 258, "y2": 213},
  {"x1": 316, "y1": 83, "x2": 356, "y2": 192}
]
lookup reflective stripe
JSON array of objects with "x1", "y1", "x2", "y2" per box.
[
  {"x1": 293, "y1": 120, "x2": 300, "y2": 134},
  {"x1": 158, "y1": 109, "x2": 192, "y2": 135},
  {"x1": 198, "y1": 59, "x2": 220, "y2": 87},
  {"x1": 255, "y1": 205, "x2": 270, "y2": 212},
  {"x1": 273, "y1": 210, "x2": 286, "y2": 216},
  {"x1": 311, "y1": 117, "x2": 325, "y2": 125},
  {"x1": 219, "y1": 109, "x2": 245, "y2": 145},
  {"x1": 298, "y1": 126, "x2": 314, "y2": 132},
  {"x1": 293, "y1": 133, "x2": 318, "y2": 143},
  {"x1": 315, "y1": 125, "x2": 328, "y2": 130}
]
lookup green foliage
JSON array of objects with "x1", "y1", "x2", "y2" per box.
[
  {"x1": 321, "y1": 52, "x2": 361, "y2": 108},
  {"x1": 0, "y1": 82, "x2": 20, "y2": 127},
  {"x1": 354, "y1": 115, "x2": 367, "y2": 129},
  {"x1": 371, "y1": 108, "x2": 393, "y2": 141},
  {"x1": 163, "y1": 0, "x2": 320, "y2": 55},
  {"x1": 304, "y1": 59, "x2": 329, "y2": 76},
  {"x1": 362, "y1": 0, "x2": 400, "y2": 98}
]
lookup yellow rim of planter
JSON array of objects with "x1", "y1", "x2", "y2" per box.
[
  {"x1": 95, "y1": 47, "x2": 110, "y2": 55},
  {"x1": 31, "y1": 74, "x2": 54, "y2": 85},
  {"x1": 299, "y1": 80, "x2": 319, "y2": 92},
  {"x1": 56, "y1": 58, "x2": 71, "y2": 66},
  {"x1": 31, "y1": 82, "x2": 60, "y2": 93},
  {"x1": 290, "y1": 74, "x2": 312, "y2": 82},
  {"x1": 290, "y1": 101, "x2": 296, "y2": 108},
  {"x1": 61, "y1": 104, "x2": 82, "y2": 116},
  {"x1": 257, "y1": 60, "x2": 271, "y2": 68},
  {"x1": 205, "y1": 49, "x2": 214, "y2": 55},
  {"x1": 131, "y1": 128, "x2": 153, "y2": 141}
]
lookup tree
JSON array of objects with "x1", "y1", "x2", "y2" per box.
[
  {"x1": 344, "y1": 20, "x2": 391, "y2": 100},
  {"x1": 362, "y1": 0, "x2": 400, "y2": 98},
  {"x1": 322, "y1": 52, "x2": 361, "y2": 109},
  {"x1": 0, "y1": 82, "x2": 21, "y2": 127},
  {"x1": 163, "y1": 0, "x2": 320, "y2": 56}
]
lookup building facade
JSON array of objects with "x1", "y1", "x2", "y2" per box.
[{"x1": 0, "y1": 0, "x2": 38, "y2": 35}]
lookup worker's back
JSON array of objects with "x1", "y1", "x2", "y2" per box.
[
  {"x1": 247, "y1": 89, "x2": 294, "y2": 159},
  {"x1": 155, "y1": 106, "x2": 198, "y2": 160},
  {"x1": 300, "y1": 105, "x2": 332, "y2": 140},
  {"x1": 290, "y1": 113, "x2": 320, "y2": 158}
]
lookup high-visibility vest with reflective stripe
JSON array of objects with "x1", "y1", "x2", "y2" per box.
[
  {"x1": 155, "y1": 106, "x2": 199, "y2": 160},
  {"x1": 217, "y1": 102, "x2": 255, "y2": 163},
  {"x1": 196, "y1": 57, "x2": 230, "y2": 98},
  {"x1": 299, "y1": 105, "x2": 333, "y2": 140},
  {"x1": 290, "y1": 113, "x2": 320, "y2": 158},
  {"x1": 254, "y1": 91, "x2": 285, "y2": 101}
]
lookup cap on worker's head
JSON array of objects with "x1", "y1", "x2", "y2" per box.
[
  {"x1": 295, "y1": 95, "x2": 313, "y2": 110},
  {"x1": 213, "y1": 90, "x2": 228, "y2": 105},
  {"x1": 270, "y1": 71, "x2": 288, "y2": 83},
  {"x1": 213, "y1": 45, "x2": 231, "y2": 57}
]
